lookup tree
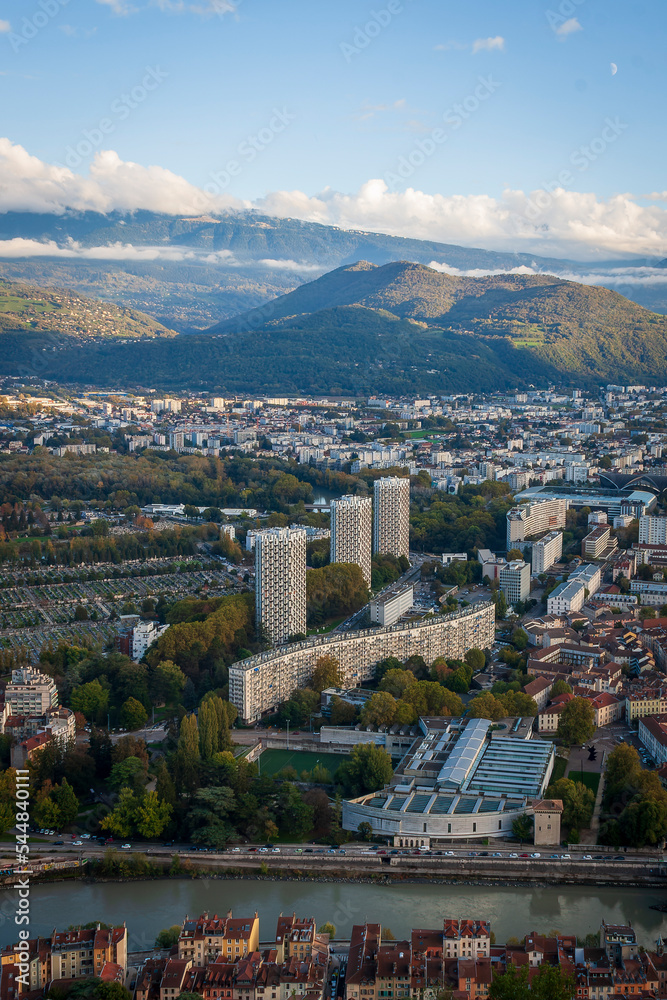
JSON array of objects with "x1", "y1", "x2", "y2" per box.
[
  {"x1": 318, "y1": 922, "x2": 336, "y2": 939},
  {"x1": 310, "y1": 655, "x2": 342, "y2": 693},
  {"x1": 188, "y1": 786, "x2": 237, "y2": 847},
  {"x1": 74, "y1": 605, "x2": 89, "y2": 621},
  {"x1": 379, "y1": 668, "x2": 416, "y2": 699},
  {"x1": 467, "y1": 691, "x2": 506, "y2": 721},
  {"x1": 511, "y1": 813, "x2": 534, "y2": 843},
  {"x1": 120, "y1": 697, "x2": 148, "y2": 731},
  {"x1": 357, "y1": 821, "x2": 373, "y2": 841},
  {"x1": 150, "y1": 660, "x2": 186, "y2": 704},
  {"x1": 276, "y1": 781, "x2": 314, "y2": 840},
  {"x1": 198, "y1": 699, "x2": 219, "y2": 760},
  {"x1": 330, "y1": 697, "x2": 358, "y2": 726},
  {"x1": 547, "y1": 778, "x2": 595, "y2": 835},
  {"x1": 70, "y1": 679, "x2": 109, "y2": 723},
  {"x1": 531, "y1": 963, "x2": 576, "y2": 1000},
  {"x1": 464, "y1": 648, "x2": 485, "y2": 671},
  {"x1": 101, "y1": 787, "x2": 140, "y2": 838},
  {"x1": 335, "y1": 743, "x2": 393, "y2": 798},
  {"x1": 53, "y1": 778, "x2": 79, "y2": 828},
  {"x1": 155, "y1": 925, "x2": 181, "y2": 948},
  {"x1": 175, "y1": 713, "x2": 200, "y2": 793},
  {"x1": 557, "y1": 698, "x2": 595, "y2": 746},
  {"x1": 360, "y1": 691, "x2": 397, "y2": 727},
  {"x1": 550, "y1": 680, "x2": 572, "y2": 697},
  {"x1": 109, "y1": 756, "x2": 147, "y2": 793},
  {"x1": 135, "y1": 791, "x2": 173, "y2": 839},
  {"x1": 489, "y1": 963, "x2": 530, "y2": 1000}
]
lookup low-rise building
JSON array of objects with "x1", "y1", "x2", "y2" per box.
[
  {"x1": 370, "y1": 583, "x2": 414, "y2": 627},
  {"x1": 638, "y1": 715, "x2": 667, "y2": 766}
]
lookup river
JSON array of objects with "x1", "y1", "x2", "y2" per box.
[{"x1": 2, "y1": 878, "x2": 665, "y2": 950}]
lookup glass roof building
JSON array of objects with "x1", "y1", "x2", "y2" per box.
[{"x1": 343, "y1": 716, "x2": 555, "y2": 844}]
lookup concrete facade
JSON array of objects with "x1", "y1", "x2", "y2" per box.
[{"x1": 229, "y1": 602, "x2": 495, "y2": 723}]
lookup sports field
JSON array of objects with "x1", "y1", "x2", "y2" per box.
[{"x1": 258, "y1": 748, "x2": 348, "y2": 776}]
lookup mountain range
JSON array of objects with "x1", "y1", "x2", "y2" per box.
[
  {"x1": 1, "y1": 210, "x2": 665, "y2": 331},
  {"x1": 1, "y1": 258, "x2": 667, "y2": 395}
]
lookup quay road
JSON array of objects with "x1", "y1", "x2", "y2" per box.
[{"x1": 18, "y1": 837, "x2": 667, "y2": 887}]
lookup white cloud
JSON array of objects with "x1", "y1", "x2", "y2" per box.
[
  {"x1": 555, "y1": 17, "x2": 582, "y2": 37},
  {"x1": 0, "y1": 19, "x2": 11, "y2": 32},
  {"x1": 95, "y1": 0, "x2": 138, "y2": 13},
  {"x1": 3, "y1": 141, "x2": 667, "y2": 262},
  {"x1": 257, "y1": 259, "x2": 323, "y2": 272},
  {"x1": 0, "y1": 140, "x2": 243, "y2": 216},
  {"x1": 472, "y1": 36, "x2": 505, "y2": 54},
  {"x1": 354, "y1": 98, "x2": 407, "y2": 121}
]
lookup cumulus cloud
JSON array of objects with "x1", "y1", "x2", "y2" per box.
[
  {"x1": 472, "y1": 36, "x2": 505, "y2": 53},
  {"x1": 0, "y1": 140, "x2": 243, "y2": 216},
  {"x1": 555, "y1": 17, "x2": 582, "y2": 37},
  {"x1": 2, "y1": 141, "x2": 667, "y2": 262}
]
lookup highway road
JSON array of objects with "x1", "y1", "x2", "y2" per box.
[{"x1": 19, "y1": 833, "x2": 664, "y2": 872}]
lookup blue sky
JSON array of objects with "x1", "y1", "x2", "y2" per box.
[{"x1": 1, "y1": 0, "x2": 666, "y2": 259}]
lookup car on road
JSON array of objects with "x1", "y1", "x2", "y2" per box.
[
  {"x1": 509, "y1": 853, "x2": 518, "y2": 858},
  {"x1": 582, "y1": 854, "x2": 593, "y2": 860},
  {"x1": 232, "y1": 847, "x2": 241, "y2": 852},
  {"x1": 561, "y1": 853, "x2": 571, "y2": 859},
  {"x1": 72, "y1": 840, "x2": 83, "y2": 846},
  {"x1": 272, "y1": 847, "x2": 280, "y2": 853},
  {"x1": 53, "y1": 840, "x2": 64, "y2": 845},
  {"x1": 530, "y1": 853, "x2": 541, "y2": 858},
  {"x1": 120, "y1": 843, "x2": 132, "y2": 850}
]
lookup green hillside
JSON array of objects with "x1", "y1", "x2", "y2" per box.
[
  {"x1": 214, "y1": 261, "x2": 667, "y2": 381},
  {"x1": 0, "y1": 280, "x2": 177, "y2": 339},
  {"x1": 2, "y1": 262, "x2": 667, "y2": 393}
]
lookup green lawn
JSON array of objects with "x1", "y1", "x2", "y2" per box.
[
  {"x1": 570, "y1": 771, "x2": 601, "y2": 795},
  {"x1": 307, "y1": 616, "x2": 346, "y2": 636},
  {"x1": 550, "y1": 756, "x2": 568, "y2": 783},
  {"x1": 257, "y1": 748, "x2": 348, "y2": 777}
]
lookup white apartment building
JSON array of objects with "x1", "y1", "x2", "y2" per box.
[
  {"x1": 331, "y1": 495, "x2": 373, "y2": 587},
  {"x1": 255, "y1": 527, "x2": 307, "y2": 645},
  {"x1": 5, "y1": 668, "x2": 58, "y2": 715},
  {"x1": 546, "y1": 580, "x2": 585, "y2": 615},
  {"x1": 373, "y1": 476, "x2": 410, "y2": 560},
  {"x1": 531, "y1": 531, "x2": 563, "y2": 574},
  {"x1": 130, "y1": 620, "x2": 170, "y2": 660},
  {"x1": 568, "y1": 562, "x2": 602, "y2": 596},
  {"x1": 506, "y1": 498, "x2": 568, "y2": 549},
  {"x1": 639, "y1": 515, "x2": 667, "y2": 545},
  {"x1": 630, "y1": 579, "x2": 667, "y2": 607},
  {"x1": 370, "y1": 583, "x2": 414, "y2": 626},
  {"x1": 499, "y1": 561, "x2": 531, "y2": 604},
  {"x1": 229, "y1": 602, "x2": 495, "y2": 722}
]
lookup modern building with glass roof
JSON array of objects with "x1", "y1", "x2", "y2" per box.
[{"x1": 342, "y1": 716, "x2": 555, "y2": 845}]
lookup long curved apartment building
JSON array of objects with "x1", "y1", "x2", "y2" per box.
[{"x1": 229, "y1": 601, "x2": 495, "y2": 723}]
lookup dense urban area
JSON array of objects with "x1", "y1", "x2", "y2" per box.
[{"x1": 1, "y1": 382, "x2": 667, "y2": 1000}]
